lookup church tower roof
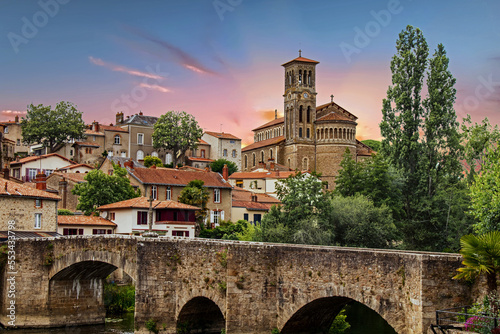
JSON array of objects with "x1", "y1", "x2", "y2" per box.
[{"x1": 281, "y1": 50, "x2": 319, "y2": 67}]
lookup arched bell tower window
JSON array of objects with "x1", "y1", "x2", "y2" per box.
[
  {"x1": 299, "y1": 127, "x2": 303, "y2": 138},
  {"x1": 299, "y1": 106, "x2": 303, "y2": 123},
  {"x1": 298, "y1": 70, "x2": 302, "y2": 84},
  {"x1": 306, "y1": 106, "x2": 310, "y2": 123}
]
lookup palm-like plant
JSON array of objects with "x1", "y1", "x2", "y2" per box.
[{"x1": 454, "y1": 231, "x2": 500, "y2": 293}]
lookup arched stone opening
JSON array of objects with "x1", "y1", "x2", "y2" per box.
[
  {"x1": 177, "y1": 297, "x2": 225, "y2": 334},
  {"x1": 280, "y1": 297, "x2": 396, "y2": 334}
]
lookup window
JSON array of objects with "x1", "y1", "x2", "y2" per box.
[
  {"x1": 121, "y1": 151, "x2": 126, "y2": 158},
  {"x1": 151, "y1": 185, "x2": 157, "y2": 200},
  {"x1": 137, "y1": 133, "x2": 144, "y2": 145},
  {"x1": 137, "y1": 211, "x2": 148, "y2": 225},
  {"x1": 70, "y1": 149, "x2": 73, "y2": 156},
  {"x1": 252, "y1": 153, "x2": 256, "y2": 166},
  {"x1": 137, "y1": 150, "x2": 144, "y2": 160},
  {"x1": 212, "y1": 210, "x2": 220, "y2": 226},
  {"x1": 151, "y1": 151, "x2": 158, "y2": 157},
  {"x1": 244, "y1": 155, "x2": 248, "y2": 169},
  {"x1": 92, "y1": 229, "x2": 107, "y2": 235},
  {"x1": 166, "y1": 153, "x2": 173, "y2": 164},
  {"x1": 35, "y1": 199, "x2": 42, "y2": 208},
  {"x1": 109, "y1": 212, "x2": 115, "y2": 220},
  {"x1": 34, "y1": 213, "x2": 42, "y2": 229},
  {"x1": 27, "y1": 168, "x2": 37, "y2": 182},
  {"x1": 173, "y1": 211, "x2": 178, "y2": 221},
  {"x1": 306, "y1": 128, "x2": 310, "y2": 138},
  {"x1": 16, "y1": 139, "x2": 20, "y2": 146},
  {"x1": 108, "y1": 151, "x2": 113, "y2": 157},
  {"x1": 307, "y1": 107, "x2": 311, "y2": 123},
  {"x1": 166, "y1": 186, "x2": 171, "y2": 200},
  {"x1": 114, "y1": 135, "x2": 121, "y2": 145},
  {"x1": 63, "y1": 228, "x2": 83, "y2": 235},
  {"x1": 230, "y1": 140, "x2": 235, "y2": 144},
  {"x1": 45, "y1": 169, "x2": 53, "y2": 176},
  {"x1": 213, "y1": 189, "x2": 220, "y2": 203},
  {"x1": 92, "y1": 136, "x2": 96, "y2": 142},
  {"x1": 232, "y1": 150, "x2": 236, "y2": 158},
  {"x1": 223, "y1": 149, "x2": 227, "y2": 157},
  {"x1": 85, "y1": 147, "x2": 92, "y2": 154},
  {"x1": 172, "y1": 231, "x2": 189, "y2": 237},
  {"x1": 3, "y1": 126, "x2": 8, "y2": 134},
  {"x1": 254, "y1": 214, "x2": 262, "y2": 224},
  {"x1": 236, "y1": 180, "x2": 243, "y2": 188},
  {"x1": 299, "y1": 127, "x2": 303, "y2": 138},
  {"x1": 243, "y1": 213, "x2": 249, "y2": 221},
  {"x1": 261, "y1": 151, "x2": 264, "y2": 163}
]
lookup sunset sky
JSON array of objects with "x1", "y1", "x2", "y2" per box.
[{"x1": 1, "y1": 0, "x2": 499, "y2": 145}]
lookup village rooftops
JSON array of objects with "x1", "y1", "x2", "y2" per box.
[
  {"x1": 97, "y1": 196, "x2": 200, "y2": 210},
  {"x1": 120, "y1": 114, "x2": 158, "y2": 126},
  {"x1": 242, "y1": 136, "x2": 285, "y2": 152},
  {"x1": 252, "y1": 117, "x2": 284, "y2": 132},
  {"x1": 128, "y1": 167, "x2": 232, "y2": 189},
  {"x1": 0, "y1": 176, "x2": 60, "y2": 200},
  {"x1": 229, "y1": 170, "x2": 296, "y2": 180},
  {"x1": 58, "y1": 215, "x2": 117, "y2": 227},
  {"x1": 57, "y1": 163, "x2": 94, "y2": 171},
  {"x1": 10, "y1": 153, "x2": 76, "y2": 166},
  {"x1": 204, "y1": 131, "x2": 241, "y2": 141}
]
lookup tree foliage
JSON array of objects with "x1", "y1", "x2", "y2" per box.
[
  {"x1": 178, "y1": 180, "x2": 209, "y2": 228},
  {"x1": 21, "y1": 101, "x2": 86, "y2": 153},
  {"x1": 72, "y1": 163, "x2": 140, "y2": 215},
  {"x1": 361, "y1": 139, "x2": 381, "y2": 152},
  {"x1": 152, "y1": 111, "x2": 203, "y2": 167},
  {"x1": 210, "y1": 159, "x2": 238, "y2": 175},
  {"x1": 199, "y1": 220, "x2": 257, "y2": 240},
  {"x1": 143, "y1": 155, "x2": 163, "y2": 168}
]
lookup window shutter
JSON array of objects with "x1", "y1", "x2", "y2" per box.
[
  {"x1": 210, "y1": 210, "x2": 214, "y2": 223},
  {"x1": 79, "y1": 229, "x2": 84, "y2": 235},
  {"x1": 221, "y1": 210, "x2": 225, "y2": 221}
]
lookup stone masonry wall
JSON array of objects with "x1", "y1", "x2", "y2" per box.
[{"x1": 0, "y1": 197, "x2": 57, "y2": 231}]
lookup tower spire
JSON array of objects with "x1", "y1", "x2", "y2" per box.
[{"x1": 298, "y1": 49, "x2": 302, "y2": 57}]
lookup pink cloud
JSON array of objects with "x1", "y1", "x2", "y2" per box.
[
  {"x1": 139, "y1": 83, "x2": 171, "y2": 93},
  {"x1": 88, "y1": 56, "x2": 165, "y2": 80}
]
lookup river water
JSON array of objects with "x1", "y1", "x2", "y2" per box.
[{"x1": 2, "y1": 302, "x2": 396, "y2": 333}]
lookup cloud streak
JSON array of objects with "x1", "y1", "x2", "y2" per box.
[
  {"x1": 88, "y1": 56, "x2": 164, "y2": 80},
  {"x1": 1, "y1": 110, "x2": 26, "y2": 116},
  {"x1": 126, "y1": 27, "x2": 218, "y2": 75},
  {"x1": 139, "y1": 83, "x2": 170, "y2": 93}
]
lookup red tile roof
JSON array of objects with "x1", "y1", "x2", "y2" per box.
[
  {"x1": 229, "y1": 171, "x2": 296, "y2": 180},
  {"x1": 282, "y1": 56, "x2": 320, "y2": 66},
  {"x1": 232, "y1": 188, "x2": 281, "y2": 204},
  {"x1": 232, "y1": 200, "x2": 274, "y2": 211},
  {"x1": 100, "y1": 125, "x2": 128, "y2": 133},
  {"x1": 0, "y1": 176, "x2": 61, "y2": 200},
  {"x1": 252, "y1": 117, "x2": 284, "y2": 131},
  {"x1": 57, "y1": 163, "x2": 94, "y2": 171},
  {"x1": 10, "y1": 153, "x2": 76, "y2": 166},
  {"x1": 129, "y1": 167, "x2": 232, "y2": 188},
  {"x1": 198, "y1": 139, "x2": 209, "y2": 145},
  {"x1": 316, "y1": 101, "x2": 358, "y2": 120},
  {"x1": 73, "y1": 141, "x2": 100, "y2": 148},
  {"x1": 204, "y1": 131, "x2": 241, "y2": 140},
  {"x1": 316, "y1": 111, "x2": 356, "y2": 124},
  {"x1": 84, "y1": 130, "x2": 105, "y2": 136},
  {"x1": 356, "y1": 140, "x2": 375, "y2": 157},
  {"x1": 58, "y1": 215, "x2": 117, "y2": 227},
  {"x1": 97, "y1": 197, "x2": 200, "y2": 210},
  {"x1": 241, "y1": 136, "x2": 285, "y2": 152},
  {"x1": 186, "y1": 157, "x2": 214, "y2": 163}
]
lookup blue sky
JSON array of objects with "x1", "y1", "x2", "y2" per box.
[{"x1": 1, "y1": 0, "x2": 499, "y2": 144}]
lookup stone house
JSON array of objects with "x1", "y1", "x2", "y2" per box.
[
  {"x1": 185, "y1": 139, "x2": 213, "y2": 169},
  {"x1": 0, "y1": 173, "x2": 60, "y2": 236},
  {"x1": 229, "y1": 167, "x2": 296, "y2": 198},
  {"x1": 241, "y1": 53, "x2": 374, "y2": 189},
  {"x1": 9, "y1": 153, "x2": 76, "y2": 182},
  {"x1": 115, "y1": 112, "x2": 160, "y2": 163},
  {"x1": 0, "y1": 116, "x2": 30, "y2": 156},
  {"x1": 57, "y1": 215, "x2": 116, "y2": 236},
  {"x1": 127, "y1": 166, "x2": 232, "y2": 227},
  {"x1": 0, "y1": 125, "x2": 15, "y2": 168},
  {"x1": 46, "y1": 172, "x2": 87, "y2": 212},
  {"x1": 231, "y1": 188, "x2": 281, "y2": 225},
  {"x1": 202, "y1": 131, "x2": 241, "y2": 170},
  {"x1": 98, "y1": 197, "x2": 199, "y2": 237}
]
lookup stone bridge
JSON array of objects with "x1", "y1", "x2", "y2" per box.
[{"x1": 0, "y1": 236, "x2": 471, "y2": 333}]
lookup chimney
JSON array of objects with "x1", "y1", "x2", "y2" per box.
[
  {"x1": 222, "y1": 164, "x2": 229, "y2": 181},
  {"x1": 205, "y1": 166, "x2": 210, "y2": 173},
  {"x1": 124, "y1": 159, "x2": 133, "y2": 169},
  {"x1": 139, "y1": 111, "x2": 143, "y2": 115},
  {"x1": 150, "y1": 164, "x2": 157, "y2": 169},
  {"x1": 275, "y1": 109, "x2": 277, "y2": 120},
  {"x1": 259, "y1": 161, "x2": 266, "y2": 169},
  {"x1": 59, "y1": 178, "x2": 68, "y2": 209},
  {"x1": 16, "y1": 156, "x2": 20, "y2": 162},
  {"x1": 35, "y1": 172, "x2": 47, "y2": 191},
  {"x1": 2, "y1": 164, "x2": 9, "y2": 180},
  {"x1": 92, "y1": 121, "x2": 99, "y2": 132},
  {"x1": 116, "y1": 112, "x2": 124, "y2": 124},
  {"x1": 251, "y1": 193, "x2": 257, "y2": 202},
  {"x1": 270, "y1": 160, "x2": 275, "y2": 170},
  {"x1": 15, "y1": 115, "x2": 19, "y2": 123}
]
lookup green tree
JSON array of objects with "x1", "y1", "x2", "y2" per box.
[
  {"x1": 178, "y1": 180, "x2": 209, "y2": 229},
  {"x1": 326, "y1": 195, "x2": 398, "y2": 248},
  {"x1": 461, "y1": 115, "x2": 500, "y2": 183},
  {"x1": 143, "y1": 155, "x2": 163, "y2": 168},
  {"x1": 21, "y1": 101, "x2": 86, "y2": 153},
  {"x1": 210, "y1": 159, "x2": 238, "y2": 175},
  {"x1": 72, "y1": 163, "x2": 140, "y2": 215},
  {"x1": 469, "y1": 146, "x2": 500, "y2": 234},
  {"x1": 361, "y1": 139, "x2": 381, "y2": 152},
  {"x1": 334, "y1": 149, "x2": 364, "y2": 197},
  {"x1": 454, "y1": 232, "x2": 500, "y2": 293},
  {"x1": 152, "y1": 111, "x2": 203, "y2": 167}
]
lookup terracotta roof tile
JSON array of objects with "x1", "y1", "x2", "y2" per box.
[
  {"x1": 282, "y1": 56, "x2": 320, "y2": 66},
  {"x1": 204, "y1": 131, "x2": 241, "y2": 140},
  {"x1": 129, "y1": 167, "x2": 232, "y2": 188},
  {"x1": 0, "y1": 176, "x2": 61, "y2": 200},
  {"x1": 252, "y1": 117, "x2": 284, "y2": 131},
  {"x1": 73, "y1": 141, "x2": 100, "y2": 148},
  {"x1": 11, "y1": 153, "x2": 76, "y2": 166},
  {"x1": 316, "y1": 101, "x2": 358, "y2": 120},
  {"x1": 100, "y1": 125, "x2": 128, "y2": 133},
  {"x1": 57, "y1": 163, "x2": 94, "y2": 171},
  {"x1": 229, "y1": 171, "x2": 295, "y2": 180},
  {"x1": 232, "y1": 200, "x2": 274, "y2": 211},
  {"x1": 97, "y1": 197, "x2": 200, "y2": 210},
  {"x1": 58, "y1": 215, "x2": 117, "y2": 227},
  {"x1": 198, "y1": 139, "x2": 209, "y2": 145},
  {"x1": 316, "y1": 111, "x2": 356, "y2": 123},
  {"x1": 84, "y1": 130, "x2": 105, "y2": 136},
  {"x1": 186, "y1": 157, "x2": 214, "y2": 163},
  {"x1": 232, "y1": 188, "x2": 281, "y2": 204},
  {"x1": 242, "y1": 136, "x2": 285, "y2": 152}
]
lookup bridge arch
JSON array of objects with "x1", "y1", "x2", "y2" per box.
[{"x1": 176, "y1": 296, "x2": 225, "y2": 333}]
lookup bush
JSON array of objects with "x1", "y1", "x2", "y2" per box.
[
  {"x1": 58, "y1": 209, "x2": 74, "y2": 215},
  {"x1": 104, "y1": 282, "x2": 135, "y2": 314}
]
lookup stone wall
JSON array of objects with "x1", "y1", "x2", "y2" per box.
[
  {"x1": 0, "y1": 197, "x2": 57, "y2": 231},
  {"x1": 0, "y1": 236, "x2": 472, "y2": 334}
]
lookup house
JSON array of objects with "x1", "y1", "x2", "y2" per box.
[
  {"x1": 9, "y1": 153, "x2": 77, "y2": 182},
  {"x1": 98, "y1": 156, "x2": 144, "y2": 176},
  {"x1": 46, "y1": 172, "x2": 87, "y2": 212},
  {"x1": 184, "y1": 139, "x2": 213, "y2": 169},
  {"x1": 202, "y1": 131, "x2": 241, "y2": 170},
  {"x1": 229, "y1": 166, "x2": 296, "y2": 198},
  {"x1": 231, "y1": 188, "x2": 281, "y2": 225},
  {"x1": 0, "y1": 116, "x2": 30, "y2": 156},
  {"x1": 57, "y1": 215, "x2": 116, "y2": 235},
  {"x1": 98, "y1": 197, "x2": 199, "y2": 237},
  {"x1": 0, "y1": 173, "x2": 60, "y2": 239},
  {"x1": 126, "y1": 166, "x2": 232, "y2": 227},
  {"x1": 0, "y1": 125, "x2": 15, "y2": 168},
  {"x1": 56, "y1": 163, "x2": 94, "y2": 173}
]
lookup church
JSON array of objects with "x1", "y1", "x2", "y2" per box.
[{"x1": 241, "y1": 52, "x2": 373, "y2": 189}]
